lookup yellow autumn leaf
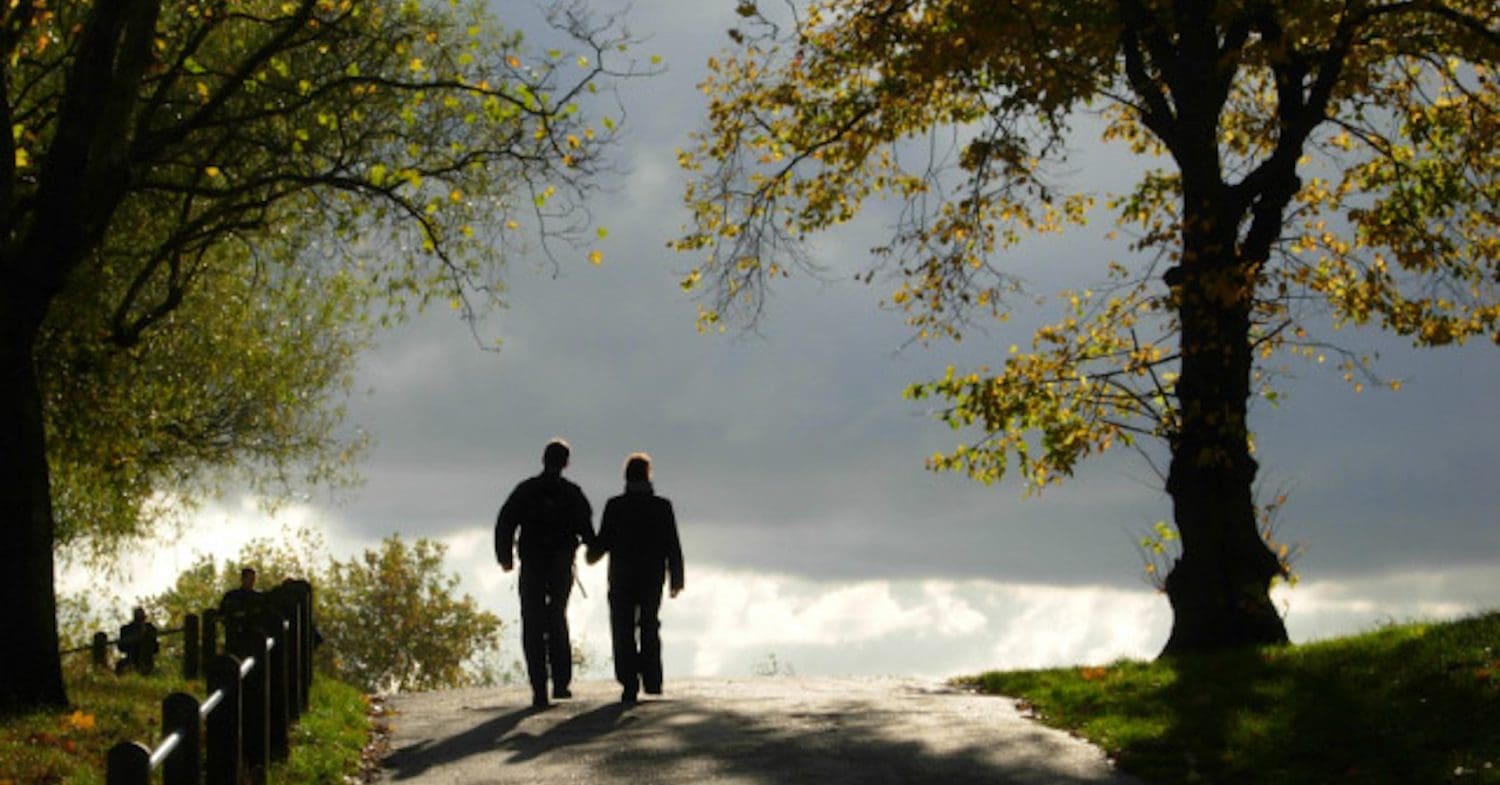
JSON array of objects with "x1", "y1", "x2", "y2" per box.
[
  {"x1": 65, "y1": 710, "x2": 95, "y2": 731},
  {"x1": 506, "y1": 55, "x2": 520, "y2": 68},
  {"x1": 205, "y1": 165, "x2": 222, "y2": 178},
  {"x1": 588, "y1": 250, "x2": 603, "y2": 265}
]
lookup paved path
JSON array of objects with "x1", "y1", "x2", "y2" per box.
[{"x1": 375, "y1": 678, "x2": 1144, "y2": 785}]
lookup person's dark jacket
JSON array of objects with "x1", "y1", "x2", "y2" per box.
[
  {"x1": 496, "y1": 472, "x2": 594, "y2": 565},
  {"x1": 219, "y1": 587, "x2": 264, "y2": 622},
  {"x1": 117, "y1": 620, "x2": 159, "y2": 658},
  {"x1": 589, "y1": 484, "x2": 684, "y2": 592}
]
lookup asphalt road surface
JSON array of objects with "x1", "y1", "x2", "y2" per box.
[{"x1": 375, "y1": 678, "x2": 1144, "y2": 785}]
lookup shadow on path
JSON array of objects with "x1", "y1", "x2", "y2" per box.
[
  {"x1": 382, "y1": 705, "x2": 533, "y2": 780},
  {"x1": 378, "y1": 685, "x2": 1139, "y2": 785},
  {"x1": 502, "y1": 702, "x2": 637, "y2": 764}
]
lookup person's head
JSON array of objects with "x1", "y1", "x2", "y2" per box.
[
  {"x1": 132, "y1": 607, "x2": 147, "y2": 623},
  {"x1": 543, "y1": 439, "x2": 571, "y2": 472},
  {"x1": 624, "y1": 452, "x2": 652, "y2": 483},
  {"x1": 239, "y1": 567, "x2": 257, "y2": 590}
]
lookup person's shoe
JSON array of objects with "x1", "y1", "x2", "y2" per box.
[
  {"x1": 553, "y1": 687, "x2": 572, "y2": 700},
  {"x1": 643, "y1": 684, "x2": 662, "y2": 696},
  {"x1": 531, "y1": 690, "x2": 550, "y2": 709},
  {"x1": 620, "y1": 690, "x2": 638, "y2": 705}
]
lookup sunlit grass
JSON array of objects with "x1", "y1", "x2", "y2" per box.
[
  {"x1": 0, "y1": 659, "x2": 369, "y2": 785},
  {"x1": 277, "y1": 678, "x2": 371, "y2": 784},
  {"x1": 961, "y1": 611, "x2": 1500, "y2": 785},
  {"x1": 0, "y1": 661, "x2": 189, "y2": 785}
]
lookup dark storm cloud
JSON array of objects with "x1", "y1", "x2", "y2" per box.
[{"x1": 324, "y1": 0, "x2": 1500, "y2": 594}]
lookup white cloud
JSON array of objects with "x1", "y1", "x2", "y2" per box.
[
  {"x1": 66, "y1": 502, "x2": 1499, "y2": 687},
  {"x1": 1275, "y1": 566, "x2": 1500, "y2": 643}
]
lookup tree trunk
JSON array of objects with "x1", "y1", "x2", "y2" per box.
[
  {"x1": 1159, "y1": 247, "x2": 1289, "y2": 655},
  {"x1": 0, "y1": 0, "x2": 162, "y2": 711},
  {"x1": 0, "y1": 300, "x2": 67, "y2": 711}
]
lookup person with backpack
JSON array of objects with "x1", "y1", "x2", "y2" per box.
[
  {"x1": 496, "y1": 439, "x2": 595, "y2": 708},
  {"x1": 587, "y1": 453, "x2": 684, "y2": 704}
]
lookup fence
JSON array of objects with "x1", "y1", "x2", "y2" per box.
[
  {"x1": 63, "y1": 618, "x2": 196, "y2": 679},
  {"x1": 92, "y1": 579, "x2": 317, "y2": 785}
]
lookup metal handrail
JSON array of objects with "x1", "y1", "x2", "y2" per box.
[
  {"x1": 200, "y1": 688, "x2": 224, "y2": 716},
  {"x1": 147, "y1": 732, "x2": 181, "y2": 769}
]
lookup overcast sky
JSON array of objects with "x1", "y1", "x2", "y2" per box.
[{"x1": 81, "y1": 0, "x2": 1500, "y2": 682}]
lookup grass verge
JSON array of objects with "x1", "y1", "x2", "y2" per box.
[
  {"x1": 1, "y1": 661, "x2": 371, "y2": 785},
  {"x1": 960, "y1": 611, "x2": 1500, "y2": 785},
  {"x1": 276, "y1": 678, "x2": 371, "y2": 784}
]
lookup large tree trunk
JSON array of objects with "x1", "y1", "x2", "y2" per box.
[
  {"x1": 1160, "y1": 246, "x2": 1289, "y2": 655},
  {"x1": 0, "y1": 0, "x2": 160, "y2": 712},
  {"x1": 0, "y1": 301, "x2": 67, "y2": 711}
]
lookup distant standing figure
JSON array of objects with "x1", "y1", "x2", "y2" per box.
[
  {"x1": 115, "y1": 607, "x2": 159, "y2": 675},
  {"x1": 219, "y1": 566, "x2": 265, "y2": 647},
  {"x1": 496, "y1": 439, "x2": 595, "y2": 708},
  {"x1": 587, "y1": 453, "x2": 684, "y2": 704}
]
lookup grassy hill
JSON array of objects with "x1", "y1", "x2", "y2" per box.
[{"x1": 961, "y1": 611, "x2": 1500, "y2": 785}]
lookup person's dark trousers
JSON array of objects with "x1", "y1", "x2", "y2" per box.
[
  {"x1": 609, "y1": 581, "x2": 664, "y2": 695},
  {"x1": 519, "y1": 554, "x2": 575, "y2": 696}
]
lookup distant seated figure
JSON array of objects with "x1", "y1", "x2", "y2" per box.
[
  {"x1": 115, "y1": 607, "x2": 159, "y2": 676},
  {"x1": 219, "y1": 566, "x2": 266, "y2": 645},
  {"x1": 587, "y1": 453, "x2": 684, "y2": 704}
]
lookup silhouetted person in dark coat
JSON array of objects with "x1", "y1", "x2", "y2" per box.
[
  {"x1": 115, "y1": 607, "x2": 159, "y2": 675},
  {"x1": 496, "y1": 439, "x2": 595, "y2": 708},
  {"x1": 587, "y1": 453, "x2": 684, "y2": 704},
  {"x1": 219, "y1": 566, "x2": 266, "y2": 648}
]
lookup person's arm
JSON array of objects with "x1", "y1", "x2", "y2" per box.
[
  {"x1": 495, "y1": 484, "x2": 523, "y2": 571},
  {"x1": 664, "y1": 500, "x2": 684, "y2": 597},
  {"x1": 586, "y1": 499, "x2": 613, "y2": 565},
  {"x1": 575, "y1": 488, "x2": 597, "y2": 548}
]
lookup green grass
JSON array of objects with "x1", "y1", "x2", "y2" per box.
[
  {"x1": 276, "y1": 678, "x2": 372, "y2": 784},
  {"x1": 960, "y1": 611, "x2": 1500, "y2": 785},
  {"x1": 1, "y1": 661, "x2": 370, "y2": 785}
]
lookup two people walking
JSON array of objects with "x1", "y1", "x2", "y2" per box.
[{"x1": 495, "y1": 439, "x2": 684, "y2": 708}]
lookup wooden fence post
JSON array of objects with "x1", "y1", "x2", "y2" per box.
[
  {"x1": 268, "y1": 581, "x2": 307, "y2": 721},
  {"x1": 183, "y1": 614, "x2": 200, "y2": 681},
  {"x1": 288, "y1": 601, "x2": 304, "y2": 722},
  {"x1": 162, "y1": 692, "x2": 201, "y2": 785},
  {"x1": 204, "y1": 655, "x2": 241, "y2": 785},
  {"x1": 106, "y1": 741, "x2": 151, "y2": 785},
  {"x1": 295, "y1": 579, "x2": 316, "y2": 702},
  {"x1": 285, "y1": 579, "x2": 315, "y2": 707},
  {"x1": 267, "y1": 616, "x2": 290, "y2": 761},
  {"x1": 92, "y1": 631, "x2": 109, "y2": 669},
  {"x1": 230, "y1": 625, "x2": 270, "y2": 785},
  {"x1": 201, "y1": 608, "x2": 219, "y2": 677}
]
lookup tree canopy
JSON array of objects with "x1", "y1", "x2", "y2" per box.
[
  {"x1": 676, "y1": 0, "x2": 1498, "y2": 653},
  {"x1": 43, "y1": 247, "x2": 371, "y2": 563},
  {"x1": 1, "y1": 0, "x2": 642, "y2": 711}
]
